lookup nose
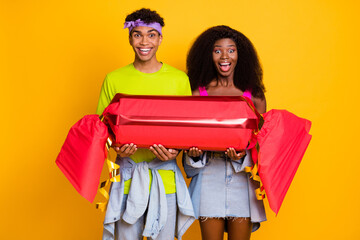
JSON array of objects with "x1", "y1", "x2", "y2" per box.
[
  {"x1": 140, "y1": 36, "x2": 148, "y2": 45},
  {"x1": 220, "y1": 51, "x2": 229, "y2": 59}
]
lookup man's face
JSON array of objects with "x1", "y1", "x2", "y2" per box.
[{"x1": 129, "y1": 26, "x2": 162, "y2": 63}]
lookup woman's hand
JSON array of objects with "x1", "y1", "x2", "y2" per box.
[
  {"x1": 149, "y1": 144, "x2": 179, "y2": 161},
  {"x1": 113, "y1": 143, "x2": 137, "y2": 158},
  {"x1": 185, "y1": 147, "x2": 203, "y2": 157},
  {"x1": 225, "y1": 147, "x2": 246, "y2": 160}
]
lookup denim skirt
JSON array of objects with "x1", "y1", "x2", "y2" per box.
[{"x1": 198, "y1": 152, "x2": 251, "y2": 218}]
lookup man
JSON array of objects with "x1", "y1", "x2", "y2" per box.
[{"x1": 96, "y1": 8, "x2": 194, "y2": 240}]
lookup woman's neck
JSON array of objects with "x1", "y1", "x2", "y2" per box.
[
  {"x1": 206, "y1": 77, "x2": 244, "y2": 96},
  {"x1": 212, "y1": 76, "x2": 235, "y2": 87}
]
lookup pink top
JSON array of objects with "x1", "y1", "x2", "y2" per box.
[{"x1": 198, "y1": 86, "x2": 252, "y2": 99}]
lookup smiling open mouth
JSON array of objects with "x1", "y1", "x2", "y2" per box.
[
  {"x1": 219, "y1": 62, "x2": 231, "y2": 72},
  {"x1": 138, "y1": 48, "x2": 151, "y2": 55}
]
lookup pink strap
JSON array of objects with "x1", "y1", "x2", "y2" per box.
[
  {"x1": 242, "y1": 90, "x2": 252, "y2": 99},
  {"x1": 198, "y1": 86, "x2": 208, "y2": 96},
  {"x1": 198, "y1": 87, "x2": 252, "y2": 98}
]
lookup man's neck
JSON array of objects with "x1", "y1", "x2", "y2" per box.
[{"x1": 133, "y1": 58, "x2": 163, "y2": 73}]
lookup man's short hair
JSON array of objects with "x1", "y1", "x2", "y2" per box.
[{"x1": 125, "y1": 8, "x2": 165, "y2": 27}]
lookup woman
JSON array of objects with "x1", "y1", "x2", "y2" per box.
[{"x1": 184, "y1": 25, "x2": 267, "y2": 240}]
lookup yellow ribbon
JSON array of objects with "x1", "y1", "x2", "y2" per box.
[
  {"x1": 245, "y1": 142, "x2": 266, "y2": 201},
  {"x1": 95, "y1": 138, "x2": 121, "y2": 212}
]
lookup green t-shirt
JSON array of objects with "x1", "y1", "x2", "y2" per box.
[{"x1": 96, "y1": 63, "x2": 191, "y2": 194}]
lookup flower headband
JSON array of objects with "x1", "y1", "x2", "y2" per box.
[{"x1": 123, "y1": 19, "x2": 162, "y2": 35}]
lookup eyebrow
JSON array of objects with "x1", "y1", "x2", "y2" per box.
[
  {"x1": 132, "y1": 29, "x2": 158, "y2": 34},
  {"x1": 214, "y1": 44, "x2": 236, "y2": 47}
]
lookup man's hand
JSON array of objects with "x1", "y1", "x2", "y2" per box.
[
  {"x1": 114, "y1": 143, "x2": 137, "y2": 158},
  {"x1": 149, "y1": 144, "x2": 179, "y2": 161}
]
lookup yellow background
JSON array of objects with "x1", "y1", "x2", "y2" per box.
[{"x1": 1, "y1": 0, "x2": 359, "y2": 239}]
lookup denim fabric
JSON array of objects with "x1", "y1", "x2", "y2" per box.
[
  {"x1": 183, "y1": 151, "x2": 266, "y2": 232},
  {"x1": 103, "y1": 157, "x2": 195, "y2": 240},
  {"x1": 110, "y1": 194, "x2": 177, "y2": 240}
]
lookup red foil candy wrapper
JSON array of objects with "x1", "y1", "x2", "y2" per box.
[
  {"x1": 102, "y1": 94, "x2": 261, "y2": 151},
  {"x1": 56, "y1": 115, "x2": 108, "y2": 202},
  {"x1": 55, "y1": 94, "x2": 312, "y2": 213}
]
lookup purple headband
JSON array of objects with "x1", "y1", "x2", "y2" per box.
[{"x1": 123, "y1": 19, "x2": 162, "y2": 35}]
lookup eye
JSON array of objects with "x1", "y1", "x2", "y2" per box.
[
  {"x1": 149, "y1": 33, "x2": 156, "y2": 38},
  {"x1": 133, "y1": 33, "x2": 141, "y2": 38},
  {"x1": 214, "y1": 49, "x2": 221, "y2": 54},
  {"x1": 229, "y1": 49, "x2": 235, "y2": 53}
]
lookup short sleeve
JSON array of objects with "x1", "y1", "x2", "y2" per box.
[{"x1": 96, "y1": 75, "x2": 112, "y2": 115}]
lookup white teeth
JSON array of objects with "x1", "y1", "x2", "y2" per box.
[
  {"x1": 220, "y1": 63, "x2": 230, "y2": 66},
  {"x1": 140, "y1": 49, "x2": 151, "y2": 52}
]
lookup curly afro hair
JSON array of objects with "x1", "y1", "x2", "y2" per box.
[
  {"x1": 125, "y1": 8, "x2": 165, "y2": 27},
  {"x1": 187, "y1": 25, "x2": 265, "y2": 99}
]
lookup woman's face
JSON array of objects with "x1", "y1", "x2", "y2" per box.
[{"x1": 212, "y1": 38, "x2": 238, "y2": 79}]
